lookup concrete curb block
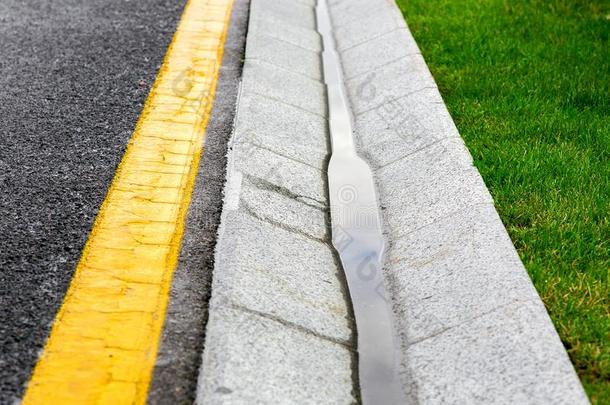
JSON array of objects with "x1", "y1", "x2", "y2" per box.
[
  {"x1": 196, "y1": 0, "x2": 357, "y2": 403},
  {"x1": 328, "y1": 0, "x2": 589, "y2": 403}
]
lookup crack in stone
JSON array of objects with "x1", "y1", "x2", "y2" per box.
[
  {"x1": 243, "y1": 173, "x2": 327, "y2": 210},
  {"x1": 240, "y1": 199, "x2": 328, "y2": 244},
  {"x1": 231, "y1": 303, "x2": 354, "y2": 350}
]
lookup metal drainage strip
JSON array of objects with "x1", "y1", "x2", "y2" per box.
[{"x1": 315, "y1": 1, "x2": 405, "y2": 404}]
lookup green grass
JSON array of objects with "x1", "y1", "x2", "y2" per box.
[{"x1": 393, "y1": 0, "x2": 610, "y2": 402}]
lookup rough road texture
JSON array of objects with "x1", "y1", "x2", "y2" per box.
[
  {"x1": 0, "y1": 0, "x2": 185, "y2": 400},
  {"x1": 197, "y1": 0, "x2": 589, "y2": 403}
]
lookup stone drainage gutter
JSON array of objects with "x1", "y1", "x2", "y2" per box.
[
  {"x1": 317, "y1": 0, "x2": 403, "y2": 402},
  {"x1": 196, "y1": 0, "x2": 589, "y2": 403}
]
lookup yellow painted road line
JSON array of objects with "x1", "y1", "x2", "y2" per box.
[{"x1": 23, "y1": 0, "x2": 234, "y2": 403}]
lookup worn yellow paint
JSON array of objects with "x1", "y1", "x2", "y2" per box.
[{"x1": 22, "y1": 0, "x2": 234, "y2": 403}]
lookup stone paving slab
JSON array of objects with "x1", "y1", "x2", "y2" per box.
[
  {"x1": 246, "y1": 34, "x2": 322, "y2": 80},
  {"x1": 345, "y1": 55, "x2": 437, "y2": 115},
  {"x1": 248, "y1": 14, "x2": 322, "y2": 52},
  {"x1": 387, "y1": 203, "x2": 540, "y2": 344},
  {"x1": 402, "y1": 300, "x2": 587, "y2": 405},
  {"x1": 340, "y1": 28, "x2": 420, "y2": 79},
  {"x1": 240, "y1": 179, "x2": 328, "y2": 241},
  {"x1": 197, "y1": 305, "x2": 354, "y2": 404},
  {"x1": 232, "y1": 140, "x2": 327, "y2": 203},
  {"x1": 207, "y1": 210, "x2": 350, "y2": 343},
  {"x1": 233, "y1": 93, "x2": 328, "y2": 169},
  {"x1": 353, "y1": 87, "x2": 460, "y2": 168},
  {"x1": 250, "y1": 0, "x2": 315, "y2": 29},
  {"x1": 376, "y1": 138, "x2": 494, "y2": 238},
  {"x1": 331, "y1": 2, "x2": 406, "y2": 51},
  {"x1": 241, "y1": 60, "x2": 326, "y2": 116}
]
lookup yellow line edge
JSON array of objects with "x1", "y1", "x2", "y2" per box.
[{"x1": 22, "y1": 0, "x2": 235, "y2": 403}]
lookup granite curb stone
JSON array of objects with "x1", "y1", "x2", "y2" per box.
[
  {"x1": 196, "y1": 0, "x2": 356, "y2": 402},
  {"x1": 198, "y1": 0, "x2": 589, "y2": 403},
  {"x1": 329, "y1": 0, "x2": 589, "y2": 403}
]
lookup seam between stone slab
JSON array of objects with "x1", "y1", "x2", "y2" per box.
[
  {"x1": 244, "y1": 57, "x2": 324, "y2": 83},
  {"x1": 402, "y1": 298, "x2": 538, "y2": 350},
  {"x1": 243, "y1": 58, "x2": 322, "y2": 85},
  {"x1": 353, "y1": 86, "x2": 438, "y2": 117},
  {"x1": 370, "y1": 135, "x2": 452, "y2": 171},
  {"x1": 338, "y1": 27, "x2": 404, "y2": 52},
  {"x1": 357, "y1": 136, "x2": 453, "y2": 170},
  {"x1": 249, "y1": 15, "x2": 322, "y2": 51},
  {"x1": 238, "y1": 137, "x2": 325, "y2": 171},
  {"x1": 256, "y1": 31, "x2": 321, "y2": 53},
  {"x1": 387, "y1": 202, "x2": 494, "y2": 242},
  {"x1": 248, "y1": 90, "x2": 327, "y2": 118},
  {"x1": 343, "y1": 52, "x2": 420, "y2": 81}
]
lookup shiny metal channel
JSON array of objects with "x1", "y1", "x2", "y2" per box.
[{"x1": 315, "y1": 1, "x2": 405, "y2": 404}]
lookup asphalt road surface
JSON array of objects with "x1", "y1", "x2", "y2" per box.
[{"x1": 0, "y1": 0, "x2": 186, "y2": 400}]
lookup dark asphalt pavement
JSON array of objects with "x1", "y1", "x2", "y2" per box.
[{"x1": 0, "y1": 0, "x2": 185, "y2": 400}]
